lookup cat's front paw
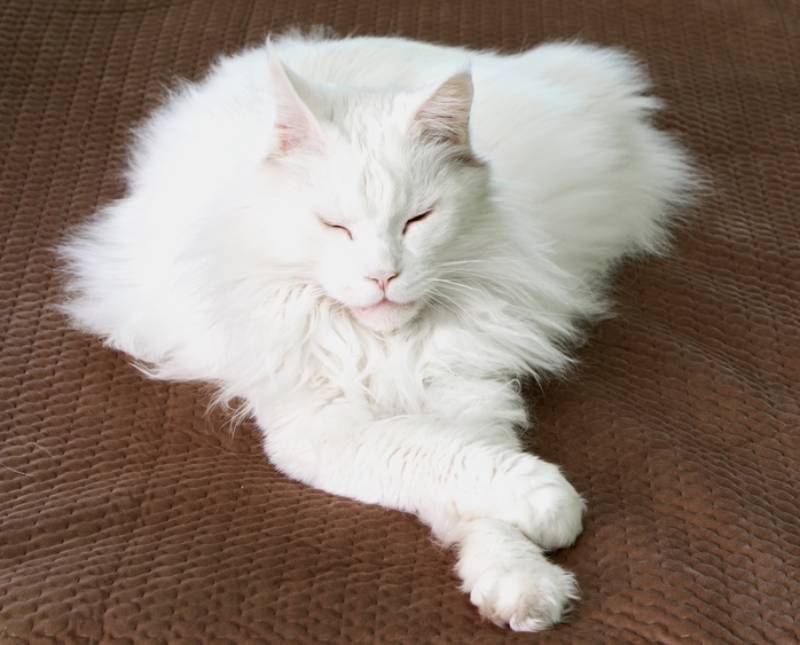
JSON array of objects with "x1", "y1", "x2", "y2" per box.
[
  {"x1": 467, "y1": 559, "x2": 578, "y2": 631},
  {"x1": 459, "y1": 455, "x2": 586, "y2": 551},
  {"x1": 512, "y1": 470, "x2": 586, "y2": 551},
  {"x1": 457, "y1": 519, "x2": 579, "y2": 631}
]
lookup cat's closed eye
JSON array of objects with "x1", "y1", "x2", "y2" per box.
[
  {"x1": 318, "y1": 217, "x2": 352, "y2": 240},
  {"x1": 403, "y1": 208, "x2": 434, "y2": 235}
]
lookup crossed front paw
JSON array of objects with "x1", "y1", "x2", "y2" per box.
[
  {"x1": 457, "y1": 454, "x2": 586, "y2": 551},
  {"x1": 456, "y1": 518, "x2": 580, "y2": 632}
]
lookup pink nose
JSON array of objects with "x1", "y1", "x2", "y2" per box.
[{"x1": 367, "y1": 271, "x2": 399, "y2": 292}]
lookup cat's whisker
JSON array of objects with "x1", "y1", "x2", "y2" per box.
[
  {"x1": 428, "y1": 277, "x2": 485, "y2": 296},
  {"x1": 425, "y1": 291, "x2": 472, "y2": 319}
]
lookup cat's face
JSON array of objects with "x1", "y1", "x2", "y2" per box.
[
  {"x1": 309, "y1": 144, "x2": 485, "y2": 332},
  {"x1": 265, "y1": 56, "x2": 488, "y2": 332}
]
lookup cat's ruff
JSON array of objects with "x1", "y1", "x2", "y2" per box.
[{"x1": 60, "y1": 32, "x2": 693, "y2": 631}]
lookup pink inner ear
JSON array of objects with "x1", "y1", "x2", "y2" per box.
[{"x1": 274, "y1": 120, "x2": 307, "y2": 154}]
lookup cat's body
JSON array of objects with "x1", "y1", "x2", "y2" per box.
[{"x1": 60, "y1": 32, "x2": 692, "y2": 631}]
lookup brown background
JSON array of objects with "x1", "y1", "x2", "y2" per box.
[{"x1": 1, "y1": 1, "x2": 798, "y2": 643}]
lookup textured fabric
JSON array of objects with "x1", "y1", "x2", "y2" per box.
[{"x1": 1, "y1": 1, "x2": 798, "y2": 642}]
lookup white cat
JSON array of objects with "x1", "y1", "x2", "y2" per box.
[{"x1": 60, "y1": 31, "x2": 692, "y2": 631}]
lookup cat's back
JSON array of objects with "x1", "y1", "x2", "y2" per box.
[
  {"x1": 273, "y1": 34, "x2": 640, "y2": 94},
  {"x1": 271, "y1": 34, "x2": 475, "y2": 88}
]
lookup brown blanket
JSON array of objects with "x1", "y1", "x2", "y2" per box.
[{"x1": 1, "y1": 1, "x2": 798, "y2": 642}]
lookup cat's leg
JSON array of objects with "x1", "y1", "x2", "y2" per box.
[
  {"x1": 252, "y1": 388, "x2": 584, "y2": 552},
  {"x1": 252, "y1": 390, "x2": 583, "y2": 630}
]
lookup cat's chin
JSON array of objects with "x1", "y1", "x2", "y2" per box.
[{"x1": 350, "y1": 299, "x2": 420, "y2": 332}]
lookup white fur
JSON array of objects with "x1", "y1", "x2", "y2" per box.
[{"x1": 59, "y1": 32, "x2": 693, "y2": 631}]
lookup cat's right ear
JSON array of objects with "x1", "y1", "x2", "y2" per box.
[
  {"x1": 411, "y1": 69, "x2": 474, "y2": 148},
  {"x1": 267, "y1": 48, "x2": 324, "y2": 157}
]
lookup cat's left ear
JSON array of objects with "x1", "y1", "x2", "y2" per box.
[
  {"x1": 267, "y1": 46, "x2": 324, "y2": 156},
  {"x1": 411, "y1": 69, "x2": 474, "y2": 147}
]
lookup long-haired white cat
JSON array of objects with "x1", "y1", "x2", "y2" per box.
[{"x1": 60, "y1": 31, "x2": 692, "y2": 631}]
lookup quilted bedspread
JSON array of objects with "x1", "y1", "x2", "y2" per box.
[{"x1": 1, "y1": 1, "x2": 798, "y2": 642}]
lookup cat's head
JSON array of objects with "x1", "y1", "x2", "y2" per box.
[{"x1": 260, "y1": 52, "x2": 490, "y2": 332}]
